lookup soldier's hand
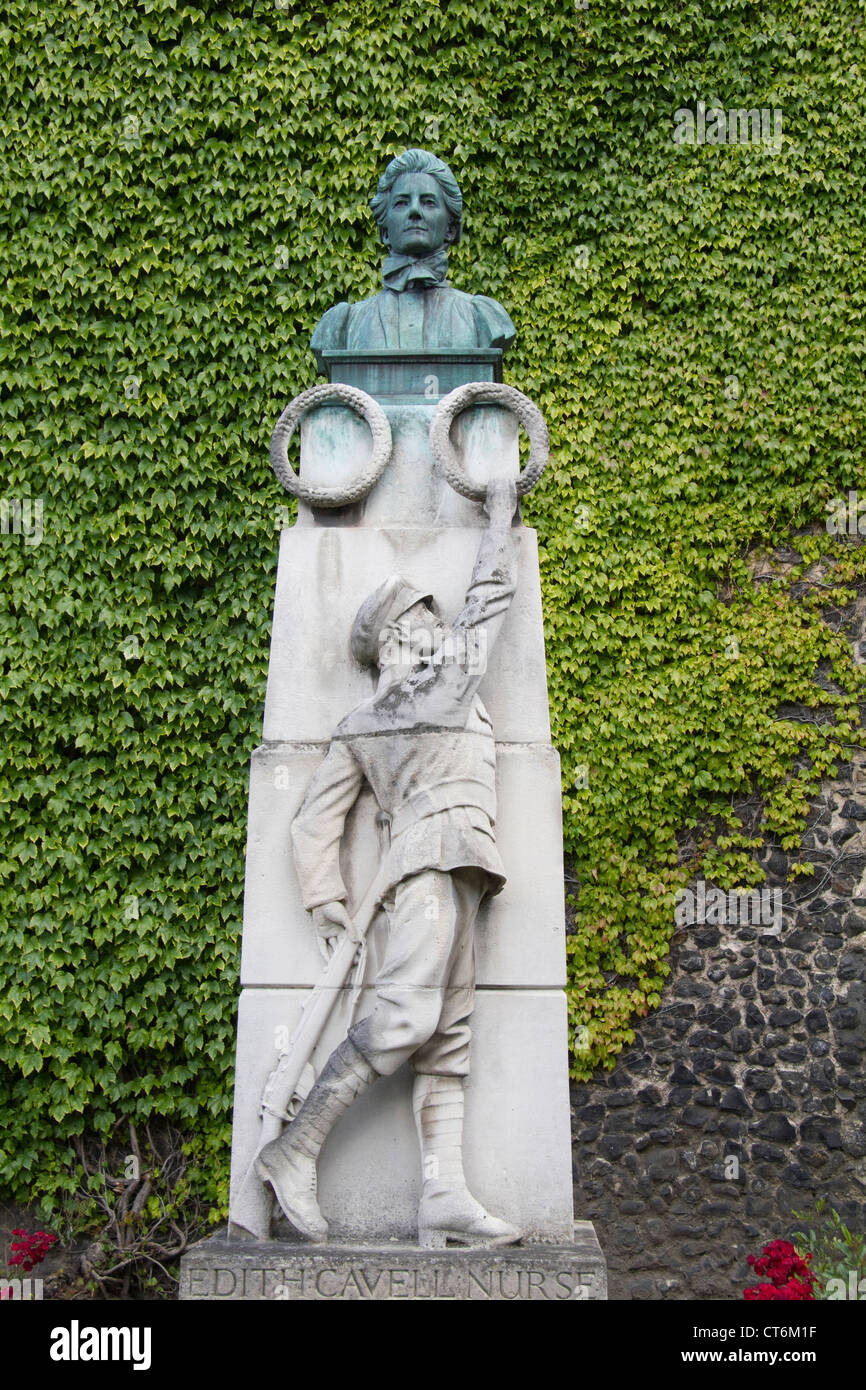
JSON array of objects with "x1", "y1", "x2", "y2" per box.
[
  {"x1": 311, "y1": 900, "x2": 355, "y2": 963},
  {"x1": 483, "y1": 476, "x2": 518, "y2": 524}
]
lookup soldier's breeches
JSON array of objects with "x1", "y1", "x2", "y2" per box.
[{"x1": 349, "y1": 867, "x2": 486, "y2": 1078}]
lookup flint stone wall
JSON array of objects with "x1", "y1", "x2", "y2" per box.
[{"x1": 571, "y1": 752, "x2": 866, "y2": 1300}]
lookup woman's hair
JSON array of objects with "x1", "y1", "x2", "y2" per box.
[{"x1": 370, "y1": 148, "x2": 463, "y2": 247}]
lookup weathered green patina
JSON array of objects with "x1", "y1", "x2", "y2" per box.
[{"x1": 311, "y1": 149, "x2": 516, "y2": 374}]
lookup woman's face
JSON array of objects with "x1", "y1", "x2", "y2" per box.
[{"x1": 384, "y1": 173, "x2": 451, "y2": 257}]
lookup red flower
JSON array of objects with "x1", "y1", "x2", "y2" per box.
[
  {"x1": 744, "y1": 1241, "x2": 815, "y2": 1301},
  {"x1": 6, "y1": 1229, "x2": 57, "y2": 1275}
]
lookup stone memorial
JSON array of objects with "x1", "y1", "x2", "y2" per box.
[{"x1": 180, "y1": 148, "x2": 607, "y2": 1300}]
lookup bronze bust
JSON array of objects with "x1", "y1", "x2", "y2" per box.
[{"x1": 311, "y1": 148, "x2": 516, "y2": 372}]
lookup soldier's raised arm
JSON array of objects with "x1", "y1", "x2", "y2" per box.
[{"x1": 451, "y1": 476, "x2": 521, "y2": 657}]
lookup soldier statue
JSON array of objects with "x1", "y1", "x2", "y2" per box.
[{"x1": 256, "y1": 475, "x2": 522, "y2": 1249}]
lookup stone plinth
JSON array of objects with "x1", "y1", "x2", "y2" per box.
[
  {"x1": 212, "y1": 351, "x2": 583, "y2": 1271},
  {"x1": 180, "y1": 1223, "x2": 607, "y2": 1301}
]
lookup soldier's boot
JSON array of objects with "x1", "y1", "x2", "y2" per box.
[
  {"x1": 256, "y1": 1037, "x2": 378, "y2": 1243},
  {"x1": 413, "y1": 1073, "x2": 522, "y2": 1249}
]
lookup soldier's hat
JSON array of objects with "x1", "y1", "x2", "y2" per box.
[{"x1": 350, "y1": 574, "x2": 436, "y2": 667}]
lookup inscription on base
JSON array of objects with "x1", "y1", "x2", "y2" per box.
[{"x1": 180, "y1": 1238, "x2": 607, "y2": 1302}]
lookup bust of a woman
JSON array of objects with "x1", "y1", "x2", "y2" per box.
[{"x1": 311, "y1": 148, "x2": 516, "y2": 373}]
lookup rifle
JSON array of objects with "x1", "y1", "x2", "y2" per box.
[{"x1": 229, "y1": 843, "x2": 389, "y2": 1241}]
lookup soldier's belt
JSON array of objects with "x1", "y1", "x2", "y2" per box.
[{"x1": 389, "y1": 778, "x2": 496, "y2": 839}]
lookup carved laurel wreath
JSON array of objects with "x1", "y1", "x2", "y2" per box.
[
  {"x1": 429, "y1": 381, "x2": 550, "y2": 501},
  {"x1": 270, "y1": 383, "x2": 393, "y2": 507}
]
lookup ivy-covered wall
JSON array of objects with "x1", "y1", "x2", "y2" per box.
[
  {"x1": 572, "y1": 710, "x2": 866, "y2": 1300},
  {"x1": 2, "y1": 0, "x2": 865, "y2": 1219}
]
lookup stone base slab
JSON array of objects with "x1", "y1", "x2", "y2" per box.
[{"x1": 179, "y1": 1222, "x2": 607, "y2": 1301}]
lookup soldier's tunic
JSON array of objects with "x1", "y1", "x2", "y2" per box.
[{"x1": 291, "y1": 517, "x2": 519, "y2": 1077}]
